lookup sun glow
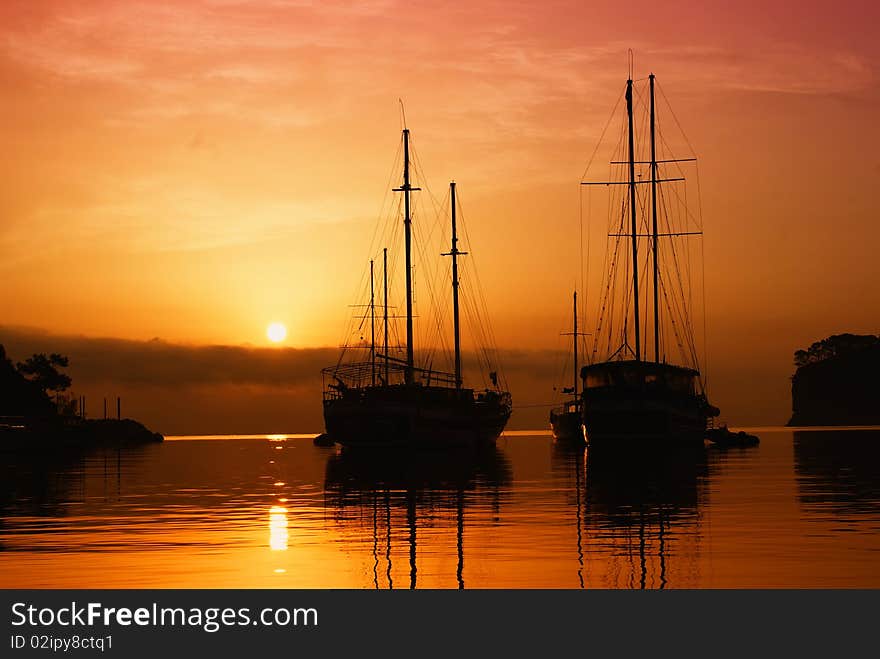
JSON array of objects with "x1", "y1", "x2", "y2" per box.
[{"x1": 266, "y1": 322, "x2": 287, "y2": 343}]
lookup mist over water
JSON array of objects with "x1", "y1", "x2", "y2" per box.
[{"x1": 1, "y1": 428, "x2": 878, "y2": 588}]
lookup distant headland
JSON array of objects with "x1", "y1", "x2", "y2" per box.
[
  {"x1": 0, "y1": 344, "x2": 163, "y2": 445},
  {"x1": 788, "y1": 334, "x2": 880, "y2": 426}
]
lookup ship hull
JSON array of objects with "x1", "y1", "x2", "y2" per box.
[
  {"x1": 323, "y1": 385, "x2": 510, "y2": 448},
  {"x1": 580, "y1": 361, "x2": 713, "y2": 445},
  {"x1": 582, "y1": 398, "x2": 707, "y2": 444},
  {"x1": 550, "y1": 409, "x2": 585, "y2": 444},
  {"x1": 584, "y1": 407, "x2": 706, "y2": 445}
]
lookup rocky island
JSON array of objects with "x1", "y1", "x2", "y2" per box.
[{"x1": 788, "y1": 334, "x2": 880, "y2": 426}]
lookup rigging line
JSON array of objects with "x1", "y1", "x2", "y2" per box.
[
  {"x1": 552, "y1": 295, "x2": 577, "y2": 398},
  {"x1": 460, "y1": 282, "x2": 490, "y2": 382},
  {"x1": 656, "y1": 81, "x2": 699, "y2": 159},
  {"x1": 658, "y1": 273, "x2": 689, "y2": 367},
  {"x1": 338, "y1": 140, "x2": 405, "y2": 364},
  {"x1": 409, "y1": 160, "x2": 460, "y2": 371},
  {"x1": 600, "y1": 228, "x2": 624, "y2": 360},
  {"x1": 664, "y1": 193, "x2": 699, "y2": 363},
  {"x1": 458, "y1": 205, "x2": 507, "y2": 386},
  {"x1": 683, "y1": 183, "x2": 695, "y2": 324},
  {"x1": 469, "y1": 280, "x2": 502, "y2": 385},
  {"x1": 700, "y1": 234, "x2": 710, "y2": 391},
  {"x1": 467, "y1": 257, "x2": 500, "y2": 374},
  {"x1": 594, "y1": 118, "x2": 627, "y2": 360},
  {"x1": 398, "y1": 99, "x2": 407, "y2": 131},
  {"x1": 655, "y1": 119, "x2": 704, "y2": 234},
  {"x1": 367, "y1": 139, "x2": 405, "y2": 258},
  {"x1": 687, "y1": 153, "x2": 710, "y2": 388},
  {"x1": 636, "y1": 245, "x2": 652, "y2": 354},
  {"x1": 580, "y1": 86, "x2": 626, "y2": 181},
  {"x1": 462, "y1": 268, "x2": 495, "y2": 383},
  {"x1": 411, "y1": 191, "x2": 449, "y2": 367},
  {"x1": 579, "y1": 181, "x2": 584, "y2": 310},
  {"x1": 458, "y1": 280, "x2": 487, "y2": 384},
  {"x1": 656, "y1": 206, "x2": 691, "y2": 365},
  {"x1": 411, "y1": 222, "x2": 451, "y2": 369},
  {"x1": 425, "y1": 253, "x2": 454, "y2": 366},
  {"x1": 583, "y1": 184, "x2": 592, "y2": 352},
  {"x1": 664, "y1": 234, "x2": 700, "y2": 368}
]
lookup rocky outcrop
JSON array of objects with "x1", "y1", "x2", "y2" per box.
[{"x1": 788, "y1": 334, "x2": 880, "y2": 426}]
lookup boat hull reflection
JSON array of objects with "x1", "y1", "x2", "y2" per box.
[
  {"x1": 552, "y1": 440, "x2": 710, "y2": 588},
  {"x1": 324, "y1": 443, "x2": 511, "y2": 589}
]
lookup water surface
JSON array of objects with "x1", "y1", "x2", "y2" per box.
[{"x1": 1, "y1": 428, "x2": 878, "y2": 588}]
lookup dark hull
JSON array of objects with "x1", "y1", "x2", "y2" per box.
[
  {"x1": 550, "y1": 409, "x2": 585, "y2": 444},
  {"x1": 583, "y1": 396, "x2": 708, "y2": 444},
  {"x1": 323, "y1": 386, "x2": 510, "y2": 447},
  {"x1": 581, "y1": 360, "x2": 713, "y2": 445}
]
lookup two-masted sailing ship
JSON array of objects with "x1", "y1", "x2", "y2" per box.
[
  {"x1": 322, "y1": 127, "x2": 512, "y2": 447},
  {"x1": 579, "y1": 71, "x2": 719, "y2": 443}
]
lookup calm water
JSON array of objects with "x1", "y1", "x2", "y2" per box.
[{"x1": 1, "y1": 428, "x2": 879, "y2": 588}]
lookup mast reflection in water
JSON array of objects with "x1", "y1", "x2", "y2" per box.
[
  {"x1": 323, "y1": 446, "x2": 512, "y2": 589},
  {"x1": 551, "y1": 442, "x2": 710, "y2": 589},
  {"x1": 2, "y1": 430, "x2": 880, "y2": 587}
]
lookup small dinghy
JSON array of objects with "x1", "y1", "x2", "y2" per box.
[
  {"x1": 706, "y1": 425, "x2": 760, "y2": 447},
  {"x1": 313, "y1": 433, "x2": 336, "y2": 447}
]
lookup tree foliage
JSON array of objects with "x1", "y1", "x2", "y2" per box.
[
  {"x1": 0, "y1": 345, "x2": 57, "y2": 417},
  {"x1": 794, "y1": 334, "x2": 880, "y2": 368},
  {"x1": 16, "y1": 353, "x2": 72, "y2": 394}
]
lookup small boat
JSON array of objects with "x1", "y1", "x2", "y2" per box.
[
  {"x1": 550, "y1": 291, "x2": 586, "y2": 443},
  {"x1": 706, "y1": 425, "x2": 760, "y2": 447},
  {"x1": 313, "y1": 432, "x2": 335, "y2": 447}
]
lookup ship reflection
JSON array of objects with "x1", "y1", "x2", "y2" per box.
[
  {"x1": 552, "y1": 441, "x2": 710, "y2": 589},
  {"x1": 323, "y1": 445, "x2": 512, "y2": 589},
  {"x1": 794, "y1": 429, "x2": 880, "y2": 517}
]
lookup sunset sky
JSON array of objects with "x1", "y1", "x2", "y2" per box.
[{"x1": 1, "y1": 1, "x2": 878, "y2": 431}]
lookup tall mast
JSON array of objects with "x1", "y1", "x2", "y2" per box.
[
  {"x1": 649, "y1": 73, "x2": 659, "y2": 363},
  {"x1": 626, "y1": 77, "x2": 642, "y2": 362},
  {"x1": 573, "y1": 290, "x2": 578, "y2": 399},
  {"x1": 393, "y1": 128, "x2": 419, "y2": 384},
  {"x1": 383, "y1": 247, "x2": 389, "y2": 384},
  {"x1": 370, "y1": 259, "x2": 375, "y2": 386},
  {"x1": 445, "y1": 181, "x2": 466, "y2": 389}
]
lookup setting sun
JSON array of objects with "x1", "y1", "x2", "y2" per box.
[{"x1": 267, "y1": 322, "x2": 287, "y2": 343}]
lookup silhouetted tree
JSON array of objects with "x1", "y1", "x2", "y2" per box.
[
  {"x1": 0, "y1": 345, "x2": 56, "y2": 418},
  {"x1": 793, "y1": 334, "x2": 880, "y2": 368},
  {"x1": 16, "y1": 353, "x2": 72, "y2": 395}
]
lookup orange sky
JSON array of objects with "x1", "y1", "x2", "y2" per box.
[{"x1": 1, "y1": 1, "x2": 879, "y2": 426}]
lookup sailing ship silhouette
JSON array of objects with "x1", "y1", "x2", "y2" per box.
[
  {"x1": 322, "y1": 127, "x2": 512, "y2": 447},
  {"x1": 579, "y1": 69, "x2": 719, "y2": 443}
]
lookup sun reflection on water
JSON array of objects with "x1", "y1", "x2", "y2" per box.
[{"x1": 269, "y1": 506, "x2": 289, "y2": 551}]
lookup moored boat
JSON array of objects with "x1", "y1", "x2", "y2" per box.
[
  {"x1": 322, "y1": 128, "x2": 511, "y2": 447},
  {"x1": 550, "y1": 291, "x2": 586, "y2": 443},
  {"x1": 579, "y1": 68, "x2": 719, "y2": 444},
  {"x1": 706, "y1": 425, "x2": 760, "y2": 447}
]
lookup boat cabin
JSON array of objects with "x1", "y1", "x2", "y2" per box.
[{"x1": 580, "y1": 361, "x2": 699, "y2": 396}]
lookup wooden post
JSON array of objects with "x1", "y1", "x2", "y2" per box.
[{"x1": 117, "y1": 397, "x2": 121, "y2": 420}]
